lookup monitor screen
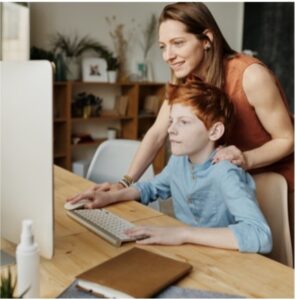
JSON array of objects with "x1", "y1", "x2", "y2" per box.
[{"x1": 1, "y1": 61, "x2": 54, "y2": 259}]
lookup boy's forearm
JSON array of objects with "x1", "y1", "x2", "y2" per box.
[{"x1": 183, "y1": 227, "x2": 239, "y2": 250}]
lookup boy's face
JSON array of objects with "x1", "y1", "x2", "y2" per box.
[{"x1": 168, "y1": 103, "x2": 214, "y2": 163}]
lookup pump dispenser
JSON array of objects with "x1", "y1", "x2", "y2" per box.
[{"x1": 16, "y1": 220, "x2": 40, "y2": 298}]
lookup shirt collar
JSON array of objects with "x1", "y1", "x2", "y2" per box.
[{"x1": 188, "y1": 149, "x2": 217, "y2": 172}]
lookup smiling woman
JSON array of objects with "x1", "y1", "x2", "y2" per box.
[{"x1": 69, "y1": 2, "x2": 294, "y2": 250}]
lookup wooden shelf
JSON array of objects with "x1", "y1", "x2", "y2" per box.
[
  {"x1": 54, "y1": 152, "x2": 67, "y2": 158},
  {"x1": 53, "y1": 81, "x2": 166, "y2": 174},
  {"x1": 71, "y1": 138, "x2": 105, "y2": 148},
  {"x1": 54, "y1": 118, "x2": 67, "y2": 123}
]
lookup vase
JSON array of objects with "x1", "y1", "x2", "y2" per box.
[
  {"x1": 66, "y1": 57, "x2": 80, "y2": 81},
  {"x1": 108, "y1": 70, "x2": 118, "y2": 83},
  {"x1": 137, "y1": 59, "x2": 154, "y2": 82},
  {"x1": 55, "y1": 53, "x2": 66, "y2": 81},
  {"x1": 83, "y1": 105, "x2": 92, "y2": 119}
]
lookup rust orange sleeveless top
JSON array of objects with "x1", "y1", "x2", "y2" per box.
[{"x1": 224, "y1": 54, "x2": 294, "y2": 191}]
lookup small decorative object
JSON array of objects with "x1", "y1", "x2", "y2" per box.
[
  {"x1": 106, "y1": 16, "x2": 130, "y2": 82},
  {"x1": 143, "y1": 95, "x2": 160, "y2": 115},
  {"x1": 72, "y1": 92, "x2": 103, "y2": 118},
  {"x1": 107, "y1": 127, "x2": 117, "y2": 140},
  {"x1": 72, "y1": 133, "x2": 95, "y2": 145},
  {"x1": 82, "y1": 58, "x2": 108, "y2": 82},
  {"x1": 114, "y1": 95, "x2": 129, "y2": 116},
  {"x1": 105, "y1": 52, "x2": 120, "y2": 82},
  {"x1": 137, "y1": 14, "x2": 157, "y2": 81}
]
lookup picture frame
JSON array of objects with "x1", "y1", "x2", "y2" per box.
[
  {"x1": 114, "y1": 95, "x2": 129, "y2": 116},
  {"x1": 82, "y1": 58, "x2": 108, "y2": 82}
]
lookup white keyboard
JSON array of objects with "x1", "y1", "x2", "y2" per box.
[{"x1": 67, "y1": 208, "x2": 137, "y2": 247}]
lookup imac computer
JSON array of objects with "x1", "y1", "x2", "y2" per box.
[{"x1": 1, "y1": 61, "x2": 54, "y2": 259}]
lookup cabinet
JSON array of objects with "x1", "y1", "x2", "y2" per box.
[{"x1": 53, "y1": 81, "x2": 167, "y2": 175}]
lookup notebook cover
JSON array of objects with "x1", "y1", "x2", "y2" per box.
[{"x1": 76, "y1": 247, "x2": 192, "y2": 298}]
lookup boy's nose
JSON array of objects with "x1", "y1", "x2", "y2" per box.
[{"x1": 168, "y1": 123, "x2": 177, "y2": 134}]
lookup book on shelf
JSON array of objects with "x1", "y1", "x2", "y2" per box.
[{"x1": 75, "y1": 247, "x2": 192, "y2": 298}]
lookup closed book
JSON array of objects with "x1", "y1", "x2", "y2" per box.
[{"x1": 76, "y1": 247, "x2": 192, "y2": 298}]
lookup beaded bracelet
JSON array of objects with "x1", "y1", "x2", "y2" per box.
[
  {"x1": 118, "y1": 175, "x2": 134, "y2": 188},
  {"x1": 123, "y1": 175, "x2": 134, "y2": 186},
  {"x1": 118, "y1": 179, "x2": 129, "y2": 188}
]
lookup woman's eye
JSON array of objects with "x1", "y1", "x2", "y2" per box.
[
  {"x1": 174, "y1": 41, "x2": 184, "y2": 47},
  {"x1": 159, "y1": 44, "x2": 165, "y2": 51},
  {"x1": 181, "y1": 120, "x2": 188, "y2": 125}
]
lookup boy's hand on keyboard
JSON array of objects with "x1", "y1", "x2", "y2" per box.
[
  {"x1": 66, "y1": 183, "x2": 111, "y2": 203},
  {"x1": 125, "y1": 225, "x2": 187, "y2": 245},
  {"x1": 66, "y1": 182, "x2": 123, "y2": 204},
  {"x1": 66, "y1": 189, "x2": 115, "y2": 209}
]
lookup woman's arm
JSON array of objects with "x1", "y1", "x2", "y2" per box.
[
  {"x1": 242, "y1": 64, "x2": 294, "y2": 169},
  {"x1": 127, "y1": 100, "x2": 171, "y2": 181},
  {"x1": 213, "y1": 63, "x2": 294, "y2": 170}
]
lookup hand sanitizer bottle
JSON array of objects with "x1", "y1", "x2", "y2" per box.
[{"x1": 16, "y1": 220, "x2": 40, "y2": 298}]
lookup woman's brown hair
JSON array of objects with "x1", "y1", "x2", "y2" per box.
[{"x1": 159, "y1": 2, "x2": 236, "y2": 88}]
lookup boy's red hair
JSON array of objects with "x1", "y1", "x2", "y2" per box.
[{"x1": 166, "y1": 76, "x2": 233, "y2": 144}]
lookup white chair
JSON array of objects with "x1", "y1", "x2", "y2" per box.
[
  {"x1": 87, "y1": 139, "x2": 154, "y2": 183},
  {"x1": 253, "y1": 172, "x2": 293, "y2": 267}
]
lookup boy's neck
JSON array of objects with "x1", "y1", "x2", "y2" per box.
[{"x1": 188, "y1": 143, "x2": 215, "y2": 164}]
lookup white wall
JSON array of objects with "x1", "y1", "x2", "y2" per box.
[{"x1": 30, "y1": 2, "x2": 244, "y2": 82}]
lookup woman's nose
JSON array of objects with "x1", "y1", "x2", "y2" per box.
[{"x1": 163, "y1": 46, "x2": 176, "y2": 62}]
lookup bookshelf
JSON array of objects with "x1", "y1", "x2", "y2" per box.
[{"x1": 53, "y1": 81, "x2": 166, "y2": 174}]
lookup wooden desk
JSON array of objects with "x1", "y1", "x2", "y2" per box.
[{"x1": 2, "y1": 166, "x2": 294, "y2": 298}]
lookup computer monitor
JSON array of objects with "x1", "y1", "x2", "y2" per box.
[{"x1": 1, "y1": 61, "x2": 54, "y2": 259}]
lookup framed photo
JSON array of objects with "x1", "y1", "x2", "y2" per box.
[{"x1": 82, "y1": 58, "x2": 108, "y2": 82}]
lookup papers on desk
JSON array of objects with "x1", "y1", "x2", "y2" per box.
[{"x1": 70, "y1": 247, "x2": 192, "y2": 298}]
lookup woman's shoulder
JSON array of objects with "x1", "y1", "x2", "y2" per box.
[{"x1": 225, "y1": 53, "x2": 264, "y2": 71}]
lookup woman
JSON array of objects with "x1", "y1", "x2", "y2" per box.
[{"x1": 69, "y1": 3, "x2": 294, "y2": 237}]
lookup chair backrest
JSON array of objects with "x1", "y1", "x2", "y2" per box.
[
  {"x1": 253, "y1": 172, "x2": 293, "y2": 267},
  {"x1": 86, "y1": 139, "x2": 154, "y2": 184}
]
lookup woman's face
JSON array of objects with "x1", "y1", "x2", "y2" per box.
[{"x1": 159, "y1": 19, "x2": 207, "y2": 79}]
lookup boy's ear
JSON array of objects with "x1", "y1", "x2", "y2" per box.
[{"x1": 208, "y1": 122, "x2": 225, "y2": 141}]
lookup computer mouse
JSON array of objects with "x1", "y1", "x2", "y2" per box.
[{"x1": 64, "y1": 199, "x2": 91, "y2": 210}]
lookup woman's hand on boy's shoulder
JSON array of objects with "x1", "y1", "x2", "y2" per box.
[{"x1": 212, "y1": 145, "x2": 249, "y2": 169}]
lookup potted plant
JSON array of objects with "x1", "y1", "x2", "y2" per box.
[
  {"x1": 0, "y1": 266, "x2": 29, "y2": 298},
  {"x1": 105, "y1": 52, "x2": 120, "y2": 83},
  {"x1": 72, "y1": 92, "x2": 103, "y2": 118},
  {"x1": 51, "y1": 33, "x2": 112, "y2": 81}
]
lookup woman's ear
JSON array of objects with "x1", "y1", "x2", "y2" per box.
[
  {"x1": 203, "y1": 29, "x2": 213, "y2": 43},
  {"x1": 203, "y1": 29, "x2": 213, "y2": 50},
  {"x1": 209, "y1": 122, "x2": 225, "y2": 141}
]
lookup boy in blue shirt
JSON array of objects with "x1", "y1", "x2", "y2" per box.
[{"x1": 68, "y1": 79, "x2": 272, "y2": 253}]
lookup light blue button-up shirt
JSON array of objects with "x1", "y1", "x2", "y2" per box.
[{"x1": 134, "y1": 152, "x2": 272, "y2": 253}]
